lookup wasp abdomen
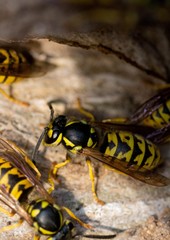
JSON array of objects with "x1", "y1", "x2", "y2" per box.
[
  {"x1": 0, "y1": 158, "x2": 33, "y2": 201},
  {"x1": 100, "y1": 131, "x2": 161, "y2": 171}
]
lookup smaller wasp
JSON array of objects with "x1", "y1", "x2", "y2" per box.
[
  {"x1": 33, "y1": 99, "x2": 170, "y2": 205},
  {"x1": 0, "y1": 42, "x2": 55, "y2": 106},
  {"x1": 0, "y1": 138, "x2": 91, "y2": 240}
]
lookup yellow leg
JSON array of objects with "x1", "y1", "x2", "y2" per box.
[
  {"x1": 61, "y1": 206, "x2": 93, "y2": 229},
  {"x1": 86, "y1": 158, "x2": 105, "y2": 205},
  {"x1": 0, "y1": 219, "x2": 23, "y2": 233},
  {"x1": 76, "y1": 98, "x2": 95, "y2": 121},
  {"x1": 102, "y1": 117, "x2": 128, "y2": 123},
  {"x1": 47, "y1": 155, "x2": 71, "y2": 194},
  {"x1": 33, "y1": 234, "x2": 40, "y2": 240},
  {"x1": 0, "y1": 87, "x2": 29, "y2": 106},
  {"x1": 0, "y1": 206, "x2": 15, "y2": 217}
]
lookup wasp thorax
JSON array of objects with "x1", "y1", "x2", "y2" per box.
[{"x1": 28, "y1": 199, "x2": 63, "y2": 236}]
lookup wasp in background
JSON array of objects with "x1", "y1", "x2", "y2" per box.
[
  {"x1": 0, "y1": 42, "x2": 55, "y2": 106},
  {"x1": 0, "y1": 138, "x2": 92, "y2": 240},
  {"x1": 33, "y1": 99, "x2": 170, "y2": 205},
  {"x1": 129, "y1": 87, "x2": 170, "y2": 144}
]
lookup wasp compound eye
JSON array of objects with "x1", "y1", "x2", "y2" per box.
[{"x1": 43, "y1": 115, "x2": 67, "y2": 146}]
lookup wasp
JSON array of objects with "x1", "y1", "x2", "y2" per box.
[
  {"x1": 0, "y1": 138, "x2": 92, "y2": 239},
  {"x1": 0, "y1": 42, "x2": 55, "y2": 106},
  {"x1": 33, "y1": 99, "x2": 170, "y2": 205}
]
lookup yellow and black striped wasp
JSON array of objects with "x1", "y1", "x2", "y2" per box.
[
  {"x1": 33, "y1": 99, "x2": 170, "y2": 205},
  {"x1": 0, "y1": 137, "x2": 92, "y2": 240},
  {"x1": 0, "y1": 42, "x2": 55, "y2": 106}
]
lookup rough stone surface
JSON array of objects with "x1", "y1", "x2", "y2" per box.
[
  {"x1": 0, "y1": 1, "x2": 170, "y2": 239},
  {"x1": 0, "y1": 40, "x2": 169, "y2": 240}
]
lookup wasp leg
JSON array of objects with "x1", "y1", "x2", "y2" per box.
[
  {"x1": 9, "y1": 85, "x2": 30, "y2": 106},
  {"x1": 33, "y1": 234, "x2": 40, "y2": 240},
  {"x1": 47, "y1": 154, "x2": 71, "y2": 194},
  {"x1": 76, "y1": 98, "x2": 95, "y2": 121},
  {"x1": 102, "y1": 117, "x2": 128, "y2": 123},
  {"x1": 0, "y1": 206, "x2": 15, "y2": 217},
  {"x1": 0, "y1": 86, "x2": 29, "y2": 106},
  {"x1": 0, "y1": 218, "x2": 23, "y2": 233},
  {"x1": 86, "y1": 158, "x2": 105, "y2": 205},
  {"x1": 61, "y1": 206, "x2": 93, "y2": 229}
]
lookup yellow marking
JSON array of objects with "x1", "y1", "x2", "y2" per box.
[
  {"x1": 119, "y1": 132, "x2": 134, "y2": 163},
  {"x1": 145, "y1": 142, "x2": 155, "y2": 169},
  {"x1": 105, "y1": 132, "x2": 117, "y2": 156},
  {"x1": 0, "y1": 167, "x2": 22, "y2": 194},
  {"x1": 27, "y1": 204, "x2": 34, "y2": 214},
  {"x1": 63, "y1": 137, "x2": 75, "y2": 148},
  {"x1": 54, "y1": 133, "x2": 63, "y2": 145},
  {"x1": 38, "y1": 227, "x2": 56, "y2": 235},
  {"x1": 10, "y1": 179, "x2": 32, "y2": 200},
  {"x1": 70, "y1": 145, "x2": 82, "y2": 154},
  {"x1": 44, "y1": 132, "x2": 63, "y2": 146},
  {"x1": 87, "y1": 137, "x2": 93, "y2": 148},
  {"x1": 32, "y1": 209, "x2": 40, "y2": 217},
  {"x1": 90, "y1": 127, "x2": 95, "y2": 134},
  {"x1": 132, "y1": 134, "x2": 145, "y2": 167},
  {"x1": 47, "y1": 129, "x2": 53, "y2": 138},
  {"x1": 66, "y1": 121, "x2": 79, "y2": 127},
  {"x1": 41, "y1": 201, "x2": 49, "y2": 209}
]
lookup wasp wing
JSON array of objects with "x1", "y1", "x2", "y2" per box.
[
  {"x1": 0, "y1": 61, "x2": 55, "y2": 78},
  {"x1": 146, "y1": 124, "x2": 170, "y2": 144},
  {"x1": 81, "y1": 148, "x2": 170, "y2": 186},
  {"x1": 91, "y1": 121, "x2": 155, "y2": 137},
  {"x1": 129, "y1": 87, "x2": 170, "y2": 123},
  {"x1": 0, "y1": 184, "x2": 33, "y2": 225},
  {"x1": 0, "y1": 138, "x2": 53, "y2": 202}
]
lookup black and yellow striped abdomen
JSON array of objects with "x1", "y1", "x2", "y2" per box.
[
  {"x1": 0, "y1": 47, "x2": 33, "y2": 84},
  {"x1": 0, "y1": 157, "x2": 33, "y2": 201},
  {"x1": 100, "y1": 131, "x2": 161, "y2": 171},
  {"x1": 140, "y1": 99, "x2": 170, "y2": 129}
]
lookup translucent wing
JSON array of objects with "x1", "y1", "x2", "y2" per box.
[
  {"x1": 129, "y1": 87, "x2": 170, "y2": 123},
  {"x1": 0, "y1": 61, "x2": 55, "y2": 78},
  {"x1": 0, "y1": 138, "x2": 53, "y2": 202},
  {"x1": 146, "y1": 124, "x2": 170, "y2": 144},
  {"x1": 80, "y1": 148, "x2": 170, "y2": 186},
  {"x1": 91, "y1": 121, "x2": 155, "y2": 137}
]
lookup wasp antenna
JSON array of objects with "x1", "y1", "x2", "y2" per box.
[
  {"x1": 47, "y1": 98, "x2": 68, "y2": 120},
  {"x1": 76, "y1": 234, "x2": 117, "y2": 239},
  {"x1": 32, "y1": 127, "x2": 48, "y2": 163},
  {"x1": 47, "y1": 101, "x2": 55, "y2": 122}
]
